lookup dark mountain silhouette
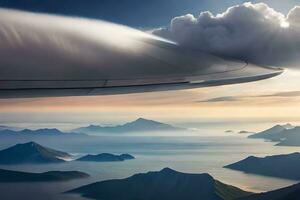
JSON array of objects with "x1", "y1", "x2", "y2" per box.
[
  {"x1": 225, "y1": 152, "x2": 300, "y2": 180},
  {"x1": 239, "y1": 182, "x2": 300, "y2": 200},
  {"x1": 0, "y1": 142, "x2": 71, "y2": 164},
  {"x1": 0, "y1": 168, "x2": 89, "y2": 182},
  {"x1": 69, "y1": 168, "x2": 251, "y2": 200},
  {"x1": 77, "y1": 153, "x2": 135, "y2": 162},
  {"x1": 73, "y1": 118, "x2": 184, "y2": 134}
]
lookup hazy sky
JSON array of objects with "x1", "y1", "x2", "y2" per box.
[
  {"x1": 0, "y1": 0, "x2": 298, "y2": 27},
  {"x1": 1, "y1": 1, "x2": 300, "y2": 127}
]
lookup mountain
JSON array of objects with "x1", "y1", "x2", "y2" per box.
[
  {"x1": 0, "y1": 125, "x2": 19, "y2": 131},
  {"x1": 248, "y1": 124, "x2": 291, "y2": 141},
  {"x1": 69, "y1": 168, "x2": 251, "y2": 200},
  {"x1": 0, "y1": 141, "x2": 71, "y2": 164},
  {"x1": 0, "y1": 168, "x2": 89, "y2": 182},
  {"x1": 224, "y1": 153, "x2": 300, "y2": 180},
  {"x1": 0, "y1": 128, "x2": 87, "y2": 142},
  {"x1": 275, "y1": 127, "x2": 300, "y2": 146},
  {"x1": 239, "y1": 182, "x2": 300, "y2": 200},
  {"x1": 73, "y1": 118, "x2": 184, "y2": 134},
  {"x1": 0, "y1": 128, "x2": 80, "y2": 137},
  {"x1": 77, "y1": 153, "x2": 135, "y2": 162},
  {"x1": 282, "y1": 123, "x2": 295, "y2": 129},
  {"x1": 248, "y1": 124, "x2": 300, "y2": 146}
]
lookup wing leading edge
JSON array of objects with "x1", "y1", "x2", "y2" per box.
[
  {"x1": 0, "y1": 63, "x2": 283, "y2": 98},
  {"x1": 0, "y1": 9, "x2": 283, "y2": 98}
]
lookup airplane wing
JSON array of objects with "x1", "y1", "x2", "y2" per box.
[{"x1": 0, "y1": 9, "x2": 283, "y2": 98}]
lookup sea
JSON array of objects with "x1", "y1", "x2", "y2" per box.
[{"x1": 0, "y1": 121, "x2": 300, "y2": 200}]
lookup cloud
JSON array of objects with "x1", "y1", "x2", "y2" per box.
[
  {"x1": 153, "y1": 2, "x2": 300, "y2": 67},
  {"x1": 0, "y1": 8, "x2": 175, "y2": 82},
  {"x1": 199, "y1": 96, "x2": 239, "y2": 103},
  {"x1": 199, "y1": 90, "x2": 300, "y2": 103},
  {"x1": 260, "y1": 90, "x2": 300, "y2": 97}
]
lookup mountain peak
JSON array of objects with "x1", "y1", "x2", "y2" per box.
[
  {"x1": 71, "y1": 168, "x2": 250, "y2": 200},
  {"x1": 136, "y1": 117, "x2": 148, "y2": 121},
  {"x1": 282, "y1": 123, "x2": 294, "y2": 129},
  {"x1": 160, "y1": 167, "x2": 177, "y2": 174},
  {"x1": 0, "y1": 141, "x2": 70, "y2": 164},
  {"x1": 133, "y1": 118, "x2": 155, "y2": 123},
  {"x1": 15, "y1": 141, "x2": 40, "y2": 149},
  {"x1": 23, "y1": 141, "x2": 39, "y2": 146},
  {"x1": 73, "y1": 118, "x2": 183, "y2": 134}
]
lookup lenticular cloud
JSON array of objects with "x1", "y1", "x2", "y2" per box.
[{"x1": 153, "y1": 2, "x2": 300, "y2": 67}]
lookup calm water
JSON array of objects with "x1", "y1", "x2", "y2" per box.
[{"x1": 0, "y1": 129, "x2": 300, "y2": 199}]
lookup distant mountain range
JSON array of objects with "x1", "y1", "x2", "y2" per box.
[
  {"x1": 224, "y1": 152, "x2": 300, "y2": 180},
  {"x1": 239, "y1": 182, "x2": 300, "y2": 200},
  {"x1": 0, "y1": 125, "x2": 19, "y2": 131},
  {"x1": 77, "y1": 153, "x2": 135, "y2": 162},
  {"x1": 69, "y1": 168, "x2": 251, "y2": 200},
  {"x1": 73, "y1": 118, "x2": 185, "y2": 134},
  {"x1": 0, "y1": 128, "x2": 85, "y2": 138},
  {"x1": 247, "y1": 124, "x2": 300, "y2": 146},
  {"x1": 0, "y1": 168, "x2": 89, "y2": 182},
  {"x1": 0, "y1": 142, "x2": 71, "y2": 164}
]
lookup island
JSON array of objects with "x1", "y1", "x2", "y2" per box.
[
  {"x1": 69, "y1": 168, "x2": 251, "y2": 200},
  {"x1": 0, "y1": 168, "x2": 89, "y2": 182},
  {"x1": 248, "y1": 124, "x2": 300, "y2": 146},
  {"x1": 248, "y1": 124, "x2": 294, "y2": 141},
  {"x1": 224, "y1": 152, "x2": 300, "y2": 180},
  {"x1": 76, "y1": 153, "x2": 135, "y2": 162},
  {"x1": 73, "y1": 118, "x2": 185, "y2": 134},
  {"x1": 0, "y1": 141, "x2": 71, "y2": 164}
]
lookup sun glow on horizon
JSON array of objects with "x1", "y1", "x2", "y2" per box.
[{"x1": 280, "y1": 20, "x2": 290, "y2": 28}]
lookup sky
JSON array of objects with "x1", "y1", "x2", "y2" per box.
[
  {"x1": 0, "y1": 0, "x2": 298, "y2": 27},
  {"x1": 1, "y1": 0, "x2": 300, "y2": 128}
]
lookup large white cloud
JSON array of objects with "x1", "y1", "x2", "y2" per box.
[{"x1": 153, "y1": 2, "x2": 300, "y2": 67}]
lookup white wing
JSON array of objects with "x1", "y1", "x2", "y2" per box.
[{"x1": 0, "y1": 9, "x2": 283, "y2": 98}]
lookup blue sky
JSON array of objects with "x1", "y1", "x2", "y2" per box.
[{"x1": 0, "y1": 0, "x2": 298, "y2": 27}]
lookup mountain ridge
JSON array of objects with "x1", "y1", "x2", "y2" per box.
[
  {"x1": 73, "y1": 118, "x2": 184, "y2": 134},
  {"x1": 76, "y1": 153, "x2": 135, "y2": 162},
  {"x1": 0, "y1": 168, "x2": 89, "y2": 182},
  {"x1": 224, "y1": 152, "x2": 300, "y2": 180},
  {"x1": 0, "y1": 141, "x2": 71, "y2": 164},
  {"x1": 69, "y1": 168, "x2": 251, "y2": 200},
  {"x1": 248, "y1": 124, "x2": 300, "y2": 146}
]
